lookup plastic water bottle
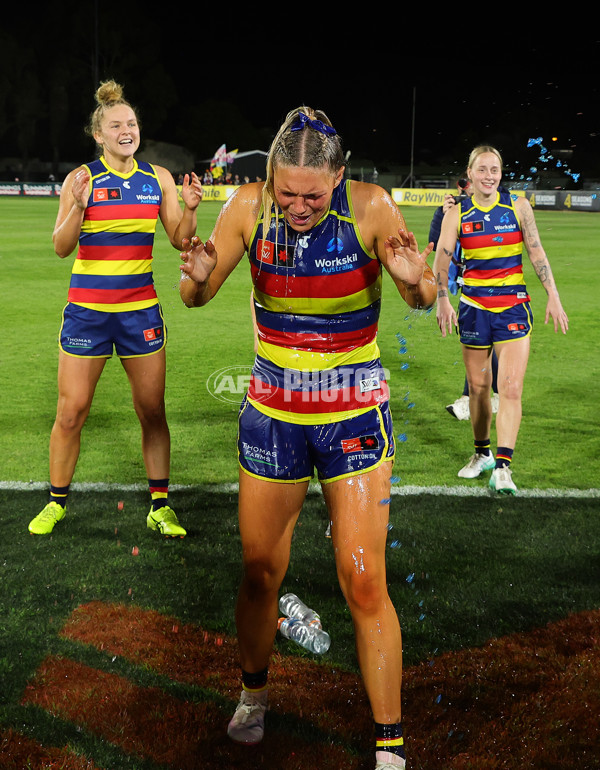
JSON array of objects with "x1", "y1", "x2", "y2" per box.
[
  {"x1": 278, "y1": 617, "x2": 331, "y2": 655},
  {"x1": 278, "y1": 593, "x2": 322, "y2": 629}
]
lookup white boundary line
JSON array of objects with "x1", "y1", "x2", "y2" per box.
[{"x1": 2, "y1": 481, "x2": 599, "y2": 498}]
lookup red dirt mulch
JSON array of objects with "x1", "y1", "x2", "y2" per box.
[
  {"x1": 18, "y1": 601, "x2": 600, "y2": 769},
  {"x1": 0, "y1": 728, "x2": 100, "y2": 769}
]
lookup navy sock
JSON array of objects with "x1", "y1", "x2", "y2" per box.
[
  {"x1": 149, "y1": 478, "x2": 169, "y2": 511},
  {"x1": 49, "y1": 485, "x2": 69, "y2": 508},
  {"x1": 474, "y1": 439, "x2": 491, "y2": 457},
  {"x1": 241, "y1": 667, "x2": 268, "y2": 692},
  {"x1": 496, "y1": 447, "x2": 513, "y2": 468},
  {"x1": 375, "y1": 721, "x2": 405, "y2": 761}
]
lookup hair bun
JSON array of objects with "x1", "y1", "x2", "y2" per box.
[{"x1": 95, "y1": 79, "x2": 124, "y2": 106}]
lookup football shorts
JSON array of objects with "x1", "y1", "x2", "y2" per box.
[
  {"x1": 238, "y1": 397, "x2": 395, "y2": 484},
  {"x1": 59, "y1": 302, "x2": 166, "y2": 358},
  {"x1": 458, "y1": 301, "x2": 533, "y2": 347}
]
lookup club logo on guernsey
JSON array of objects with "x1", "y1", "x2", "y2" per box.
[
  {"x1": 462, "y1": 220, "x2": 484, "y2": 235},
  {"x1": 257, "y1": 239, "x2": 295, "y2": 268},
  {"x1": 93, "y1": 188, "x2": 122, "y2": 202}
]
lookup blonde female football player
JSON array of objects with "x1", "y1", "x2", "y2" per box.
[
  {"x1": 179, "y1": 106, "x2": 436, "y2": 770},
  {"x1": 29, "y1": 80, "x2": 202, "y2": 537},
  {"x1": 434, "y1": 145, "x2": 568, "y2": 494}
]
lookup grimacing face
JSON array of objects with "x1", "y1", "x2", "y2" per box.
[{"x1": 273, "y1": 165, "x2": 344, "y2": 232}]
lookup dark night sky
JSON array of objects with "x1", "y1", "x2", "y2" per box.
[{"x1": 2, "y1": 6, "x2": 599, "y2": 183}]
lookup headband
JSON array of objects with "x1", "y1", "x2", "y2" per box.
[{"x1": 290, "y1": 111, "x2": 337, "y2": 136}]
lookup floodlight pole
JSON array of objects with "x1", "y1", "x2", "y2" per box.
[
  {"x1": 410, "y1": 86, "x2": 416, "y2": 186},
  {"x1": 401, "y1": 87, "x2": 416, "y2": 188}
]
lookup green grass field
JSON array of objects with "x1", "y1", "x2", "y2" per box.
[
  {"x1": 0, "y1": 196, "x2": 599, "y2": 769},
  {"x1": 2, "y1": 198, "x2": 598, "y2": 489}
]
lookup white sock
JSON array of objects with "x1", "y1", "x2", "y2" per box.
[{"x1": 376, "y1": 749, "x2": 405, "y2": 767}]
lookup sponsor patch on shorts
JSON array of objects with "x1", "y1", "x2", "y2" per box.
[
  {"x1": 143, "y1": 327, "x2": 163, "y2": 341},
  {"x1": 341, "y1": 435, "x2": 379, "y2": 453}
]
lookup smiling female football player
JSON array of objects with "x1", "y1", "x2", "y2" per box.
[
  {"x1": 29, "y1": 80, "x2": 202, "y2": 538},
  {"x1": 434, "y1": 145, "x2": 568, "y2": 494}
]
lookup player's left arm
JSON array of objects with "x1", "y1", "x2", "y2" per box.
[
  {"x1": 516, "y1": 196, "x2": 569, "y2": 333},
  {"x1": 156, "y1": 166, "x2": 203, "y2": 249},
  {"x1": 354, "y1": 182, "x2": 436, "y2": 309}
]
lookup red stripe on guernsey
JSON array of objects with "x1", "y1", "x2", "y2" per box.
[
  {"x1": 463, "y1": 230, "x2": 523, "y2": 249},
  {"x1": 248, "y1": 377, "x2": 390, "y2": 413},
  {"x1": 473, "y1": 294, "x2": 529, "y2": 310},
  {"x1": 258, "y1": 323, "x2": 378, "y2": 352},
  {"x1": 67, "y1": 286, "x2": 157, "y2": 304},
  {"x1": 251, "y1": 259, "x2": 379, "y2": 299},
  {"x1": 467, "y1": 265, "x2": 524, "y2": 281},
  {"x1": 84, "y1": 204, "x2": 160, "y2": 221},
  {"x1": 77, "y1": 245, "x2": 152, "y2": 261}
]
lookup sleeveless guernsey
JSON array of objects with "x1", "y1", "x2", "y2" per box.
[
  {"x1": 67, "y1": 156, "x2": 163, "y2": 312},
  {"x1": 246, "y1": 180, "x2": 388, "y2": 424},
  {"x1": 458, "y1": 190, "x2": 530, "y2": 313}
]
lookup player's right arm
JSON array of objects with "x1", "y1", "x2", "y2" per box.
[
  {"x1": 179, "y1": 182, "x2": 262, "y2": 307},
  {"x1": 433, "y1": 204, "x2": 460, "y2": 336},
  {"x1": 52, "y1": 167, "x2": 90, "y2": 258}
]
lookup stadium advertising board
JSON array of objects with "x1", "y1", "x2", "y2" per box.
[
  {"x1": 1, "y1": 182, "x2": 597, "y2": 211},
  {"x1": 391, "y1": 188, "x2": 599, "y2": 211},
  {"x1": 0, "y1": 182, "x2": 62, "y2": 196},
  {"x1": 0, "y1": 182, "x2": 240, "y2": 201}
]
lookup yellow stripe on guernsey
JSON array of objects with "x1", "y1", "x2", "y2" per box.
[
  {"x1": 79, "y1": 218, "x2": 158, "y2": 235},
  {"x1": 257, "y1": 337, "x2": 381, "y2": 373},
  {"x1": 72, "y1": 259, "x2": 153, "y2": 276},
  {"x1": 253, "y1": 399, "x2": 378, "y2": 426}
]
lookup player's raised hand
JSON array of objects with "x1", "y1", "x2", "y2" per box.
[
  {"x1": 384, "y1": 228, "x2": 433, "y2": 286},
  {"x1": 180, "y1": 172, "x2": 203, "y2": 210},
  {"x1": 179, "y1": 235, "x2": 217, "y2": 285},
  {"x1": 71, "y1": 169, "x2": 90, "y2": 210}
]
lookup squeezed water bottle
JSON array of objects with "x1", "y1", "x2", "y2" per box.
[
  {"x1": 278, "y1": 617, "x2": 331, "y2": 655},
  {"x1": 278, "y1": 593, "x2": 322, "y2": 629}
]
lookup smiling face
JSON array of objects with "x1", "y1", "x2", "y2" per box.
[
  {"x1": 273, "y1": 164, "x2": 344, "y2": 232},
  {"x1": 468, "y1": 151, "x2": 502, "y2": 202},
  {"x1": 94, "y1": 104, "x2": 140, "y2": 165}
]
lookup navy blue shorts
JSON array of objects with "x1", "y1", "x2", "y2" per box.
[
  {"x1": 238, "y1": 398, "x2": 395, "y2": 484},
  {"x1": 59, "y1": 303, "x2": 167, "y2": 358},
  {"x1": 458, "y1": 301, "x2": 533, "y2": 347}
]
